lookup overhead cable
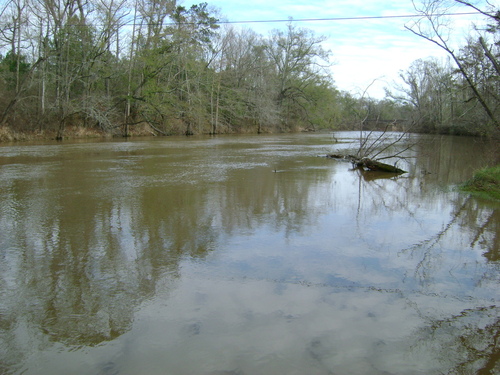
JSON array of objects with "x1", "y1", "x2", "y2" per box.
[{"x1": 217, "y1": 12, "x2": 482, "y2": 25}]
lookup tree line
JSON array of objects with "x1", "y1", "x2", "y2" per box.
[{"x1": 0, "y1": 0, "x2": 499, "y2": 139}]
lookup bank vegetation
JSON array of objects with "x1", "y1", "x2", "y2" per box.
[
  {"x1": 0, "y1": 0, "x2": 499, "y2": 141},
  {"x1": 461, "y1": 165, "x2": 500, "y2": 201}
]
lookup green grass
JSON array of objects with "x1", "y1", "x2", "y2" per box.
[{"x1": 460, "y1": 165, "x2": 500, "y2": 201}]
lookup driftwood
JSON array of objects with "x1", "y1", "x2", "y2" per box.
[{"x1": 327, "y1": 154, "x2": 407, "y2": 174}]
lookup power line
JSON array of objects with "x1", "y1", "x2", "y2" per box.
[
  {"x1": 217, "y1": 12, "x2": 482, "y2": 25},
  {"x1": 14, "y1": 10, "x2": 485, "y2": 30},
  {"x1": 110, "y1": 11, "x2": 483, "y2": 28}
]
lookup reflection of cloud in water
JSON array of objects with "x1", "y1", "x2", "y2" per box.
[{"x1": 95, "y1": 274, "x2": 485, "y2": 375}]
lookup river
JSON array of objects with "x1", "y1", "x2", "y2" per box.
[{"x1": 0, "y1": 132, "x2": 498, "y2": 375}]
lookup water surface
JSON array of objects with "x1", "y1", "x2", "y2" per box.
[{"x1": 0, "y1": 132, "x2": 498, "y2": 374}]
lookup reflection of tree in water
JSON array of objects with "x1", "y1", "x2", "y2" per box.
[
  {"x1": 412, "y1": 305, "x2": 500, "y2": 374},
  {"x1": 457, "y1": 197, "x2": 499, "y2": 262},
  {"x1": 396, "y1": 193, "x2": 498, "y2": 373},
  {"x1": 402, "y1": 195, "x2": 500, "y2": 372},
  {"x1": 0, "y1": 179, "x2": 199, "y2": 372},
  {"x1": 0, "y1": 157, "x2": 330, "y2": 374},
  {"x1": 350, "y1": 134, "x2": 499, "y2": 268},
  {"x1": 350, "y1": 166, "x2": 499, "y2": 374},
  {"x1": 400, "y1": 194, "x2": 499, "y2": 283}
]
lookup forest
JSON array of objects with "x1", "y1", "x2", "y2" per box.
[{"x1": 0, "y1": 0, "x2": 499, "y2": 139}]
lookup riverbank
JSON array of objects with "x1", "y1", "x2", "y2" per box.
[
  {"x1": 2, "y1": 123, "x2": 499, "y2": 144},
  {"x1": 461, "y1": 165, "x2": 500, "y2": 201},
  {"x1": 0, "y1": 125, "x2": 313, "y2": 143},
  {"x1": 0, "y1": 125, "x2": 158, "y2": 143}
]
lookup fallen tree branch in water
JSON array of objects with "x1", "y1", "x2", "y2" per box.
[{"x1": 327, "y1": 154, "x2": 407, "y2": 174}]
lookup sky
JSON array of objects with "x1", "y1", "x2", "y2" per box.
[{"x1": 184, "y1": 0, "x2": 496, "y2": 98}]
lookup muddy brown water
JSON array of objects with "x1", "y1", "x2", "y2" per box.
[{"x1": 0, "y1": 132, "x2": 498, "y2": 374}]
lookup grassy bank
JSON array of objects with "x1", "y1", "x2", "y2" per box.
[{"x1": 460, "y1": 165, "x2": 500, "y2": 201}]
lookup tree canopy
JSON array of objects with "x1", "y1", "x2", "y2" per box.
[{"x1": 0, "y1": 0, "x2": 499, "y2": 138}]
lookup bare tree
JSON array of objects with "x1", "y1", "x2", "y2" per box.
[
  {"x1": 388, "y1": 57, "x2": 457, "y2": 132},
  {"x1": 0, "y1": 0, "x2": 29, "y2": 92},
  {"x1": 406, "y1": 0, "x2": 500, "y2": 130}
]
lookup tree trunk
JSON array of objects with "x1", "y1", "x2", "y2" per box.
[
  {"x1": 357, "y1": 158, "x2": 406, "y2": 174},
  {"x1": 327, "y1": 154, "x2": 407, "y2": 174}
]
